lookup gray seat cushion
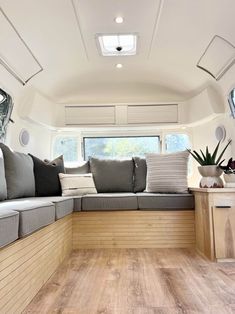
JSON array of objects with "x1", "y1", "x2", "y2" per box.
[
  {"x1": 1, "y1": 200, "x2": 55, "y2": 237},
  {"x1": 82, "y1": 193, "x2": 138, "y2": 211},
  {"x1": 0, "y1": 208, "x2": 19, "y2": 248},
  {"x1": 0, "y1": 148, "x2": 7, "y2": 201},
  {"x1": 89, "y1": 158, "x2": 134, "y2": 192},
  {"x1": 73, "y1": 197, "x2": 82, "y2": 211},
  {"x1": 0, "y1": 143, "x2": 35, "y2": 199},
  {"x1": 21, "y1": 197, "x2": 74, "y2": 220},
  {"x1": 137, "y1": 193, "x2": 195, "y2": 210}
]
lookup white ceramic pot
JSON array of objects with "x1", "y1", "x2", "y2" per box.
[
  {"x1": 198, "y1": 165, "x2": 224, "y2": 188},
  {"x1": 223, "y1": 173, "x2": 235, "y2": 187}
]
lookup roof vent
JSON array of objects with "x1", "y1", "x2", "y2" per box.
[
  {"x1": 97, "y1": 34, "x2": 137, "y2": 56},
  {"x1": 197, "y1": 35, "x2": 235, "y2": 80}
]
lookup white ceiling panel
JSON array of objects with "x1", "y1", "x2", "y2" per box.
[{"x1": 0, "y1": 0, "x2": 234, "y2": 103}]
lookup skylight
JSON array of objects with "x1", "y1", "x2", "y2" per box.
[{"x1": 97, "y1": 34, "x2": 137, "y2": 56}]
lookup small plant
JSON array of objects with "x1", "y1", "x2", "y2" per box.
[
  {"x1": 187, "y1": 140, "x2": 232, "y2": 166},
  {"x1": 219, "y1": 158, "x2": 235, "y2": 174}
]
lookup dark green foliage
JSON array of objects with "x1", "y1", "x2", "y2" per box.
[
  {"x1": 220, "y1": 157, "x2": 235, "y2": 174},
  {"x1": 187, "y1": 140, "x2": 232, "y2": 166}
]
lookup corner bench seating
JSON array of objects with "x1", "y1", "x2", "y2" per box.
[
  {"x1": 0, "y1": 145, "x2": 195, "y2": 313},
  {"x1": 0, "y1": 193, "x2": 195, "y2": 248}
]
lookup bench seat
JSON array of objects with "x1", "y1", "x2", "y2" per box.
[
  {"x1": 22, "y1": 196, "x2": 74, "y2": 219},
  {"x1": 136, "y1": 192, "x2": 195, "y2": 210},
  {"x1": 1, "y1": 200, "x2": 55, "y2": 237},
  {"x1": 82, "y1": 193, "x2": 138, "y2": 211},
  {"x1": 0, "y1": 208, "x2": 19, "y2": 247}
]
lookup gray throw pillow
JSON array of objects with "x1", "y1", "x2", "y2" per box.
[
  {"x1": 145, "y1": 150, "x2": 189, "y2": 193},
  {"x1": 90, "y1": 157, "x2": 134, "y2": 192},
  {"x1": 0, "y1": 143, "x2": 35, "y2": 199},
  {"x1": 0, "y1": 147, "x2": 7, "y2": 200},
  {"x1": 65, "y1": 161, "x2": 90, "y2": 174},
  {"x1": 133, "y1": 157, "x2": 147, "y2": 192},
  {"x1": 29, "y1": 154, "x2": 65, "y2": 196}
]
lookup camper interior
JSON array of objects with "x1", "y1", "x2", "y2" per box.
[{"x1": 0, "y1": 0, "x2": 235, "y2": 313}]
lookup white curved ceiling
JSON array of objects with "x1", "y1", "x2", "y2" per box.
[{"x1": 0, "y1": 0, "x2": 235, "y2": 103}]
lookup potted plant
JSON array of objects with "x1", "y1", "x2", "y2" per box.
[
  {"x1": 220, "y1": 158, "x2": 235, "y2": 187},
  {"x1": 187, "y1": 140, "x2": 232, "y2": 188}
]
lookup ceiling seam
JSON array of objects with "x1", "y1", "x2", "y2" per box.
[
  {"x1": 148, "y1": 0, "x2": 165, "y2": 59},
  {"x1": 71, "y1": 0, "x2": 89, "y2": 61}
]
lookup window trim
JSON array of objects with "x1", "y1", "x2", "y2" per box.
[{"x1": 228, "y1": 88, "x2": 235, "y2": 118}]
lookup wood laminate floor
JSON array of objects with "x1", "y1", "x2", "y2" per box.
[{"x1": 23, "y1": 249, "x2": 235, "y2": 314}]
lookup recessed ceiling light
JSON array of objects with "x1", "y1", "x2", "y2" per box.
[
  {"x1": 115, "y1": 16, "x2": 123, "y2": 24},
  {"x1": 116, "y1": 63, "x2": 123, "y2": 69}
]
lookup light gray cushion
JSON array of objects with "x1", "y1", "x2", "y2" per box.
[
  {"x1": 133, "y1": 157, "x2": 147, "y2": 192},
  {"x1": 21, "y1": 197, "x2": 74, "y2": 220},
  {"x1": 1, "y1": 200, "x2": 55, "y2": 237},
  {"x1": 65, "y1": 161, "x2": 90, "y2": 174},
  {"x1": 0, "y1": 148, "x2": 7, "y2": 200},
  {"x1": 0, "y1": 143, "x2": 35, "y2": 199},
  {"x1": 73, "y1": 197, "x2": 82, "y2": 211},
  {"x1": 82, "y1": 193, "x2": 138, "y2": 211},
  {"x1": 145, "y1": 151, "x2": 189, "y2": 193},
  {"x1": 59, "y1": 173, "x2": 97, "y2": 196},
  {"x1": 0, "y1": 208, "x2": 19, "y2": 247},
  {"x1": 90, "y1": 158, "x2": 134, "y2": 192},
  {"x1": 137, "y1": 193, "x2": 195, "y2": 210}
]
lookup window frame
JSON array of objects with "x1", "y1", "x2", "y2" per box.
[{"x1": 228, "y1": 88, "x2": 235, "y2": 118}]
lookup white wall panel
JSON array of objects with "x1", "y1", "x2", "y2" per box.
[
  {"x1": 127, "y1": 104, "x2": 178, "y2": 124},
  {"x1": 65, "y1": 106, "x2": 115, "y2": 125}
]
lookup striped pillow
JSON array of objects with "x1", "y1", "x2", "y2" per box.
[
  {"x1": 59, "y1": 173, "x2": 97, "y2": 196},
  {"x1": 145, "y1": 151, "x2": 189, "y2": 193}
]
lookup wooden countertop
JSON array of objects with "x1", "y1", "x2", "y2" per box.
[{"x1": 189, "y1": 187, "x2": 235, "y2": 193}]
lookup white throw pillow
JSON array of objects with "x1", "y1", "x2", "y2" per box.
[
  {"x1": 59, "y1": 173, "x2": 97, "y2": 196},
  {"x1": 145, "y1": 150, "x2": 189, "y2": 193}
]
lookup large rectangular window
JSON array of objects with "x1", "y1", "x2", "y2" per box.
[{"x1": 83, "y1": 136, "x2": 160, "y2": 160}]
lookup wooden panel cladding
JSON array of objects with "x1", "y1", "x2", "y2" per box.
[
  {"x1": 194, "y1": 192, "x2": 215, "y2": 261},
  {"x1": 73, "y1": 211, "x2": 195, "y2": 249},
  {"x1": 65, "y1": 105, "x2": 115, "y2": 125},
  {"x1": 213, "y1": 206, "x2": 235, "y2": 259},
  {"x1": 0, "y1": 215, "x2": 72, "y2": 314},
  {"x1": 127, "y1": 104, "x2": 178, "y2": 124}
]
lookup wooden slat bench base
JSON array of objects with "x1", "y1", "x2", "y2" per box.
[
  {"x1": 0, "y1": 210, "x2": 195, "y2": 313},
  {"x1": 73, "y1": 210, "x2": 195, "y2": 249},
  {"x1": 0, "y1": 215, "x2": 72, "y2": 314}
]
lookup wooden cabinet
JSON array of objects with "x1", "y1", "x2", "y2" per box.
[{"x1": 190, "y1": 188, "x2": 235, "y2": 261}]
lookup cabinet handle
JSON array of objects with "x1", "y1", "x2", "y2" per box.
[{"x1": 215, "y1": 206, "x2": 231, "y2": 208}]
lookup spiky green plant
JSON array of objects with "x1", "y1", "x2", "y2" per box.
[{"x1": 187, "y1": 140, "x2": 232, "y2": 166}]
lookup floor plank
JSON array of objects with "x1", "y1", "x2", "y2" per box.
[{"x1": 23, "y1": 249, "x2": 235, "y2": 314}]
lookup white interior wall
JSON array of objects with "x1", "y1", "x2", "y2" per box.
[
  {"x1": 189, "y1": 114, "x2": 233, "y2": 187},
  {"x1": 6, "y1": 116, "x2": 52, "y2": 159},
  {"x1": 0, "y1": 74, "x2": 52, "y2": 159}
]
